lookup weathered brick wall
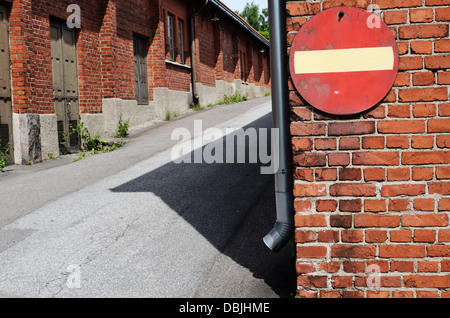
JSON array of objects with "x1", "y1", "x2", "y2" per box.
[
  {"x1": 4, "y1": 0, "x2": 269, "y2": 117},
  {"x1": 287, "y1": 0, "x2": 450, "y2": 298}
]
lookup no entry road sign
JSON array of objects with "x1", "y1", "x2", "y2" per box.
[{"x1": 289, "y1": 6, "x2": 399, "y2": 115}]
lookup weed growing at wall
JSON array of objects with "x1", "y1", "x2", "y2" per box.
[{"x1": 0, "y1": 139, "x2": 12, "y2": 171}]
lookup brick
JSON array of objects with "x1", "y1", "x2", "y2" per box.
[
  {"x1": 390, "y1": 230, "x2": 412, "y2": 242},
  {"x1": 412, "y1": 103, "x2": 436, "y2": 117},
  {"x1": 293, "y1": 153, "x2": 327, "y2": 167},
  {"x1": 286, "y1": 2, "x2": 321, "y2": 16},
  {"x1": 291, "y1": 108, "x2": 312, "y2": 121},
  {"x1": 429, "y1": 182, "x2": 450, "y2": 195},
  {"x1": 439, "y1": 103, "x2": 450, "y2": 116},
  {"x1": 436, "y1": 167, "x2": 450, "y2": 179},
  {"x1": 339, "y1": 168, "x2": 362, "y2": 181},
  {"x1": 297, "y1": 289, "x2": 318, "y2": 298},
  {"x1": 343, "y1": 290, "x2": 364, "y2": 298},
  {"x1": 316, "y1": 199, "x2": 337, "y2": 212},
  {"x1": 381, "y1": 184, "x2": 426, "y2": 197},
  {"x1": 343, "y1": 261, "x2": 365, "y2": 273},
  {"x1": 417, "y1": 261, "x2": 439, "y2": 272},
  {"x1": 339, "y1": 199, "x2": 362, "y2": 212},
  {"x1": 398, "y1": 87, "x2": 448, "y2": 102},
  {"x1": 367, "y1": 291, "x2": 390, "y2": 298},
  {"x1": 331, "y1": 276, "x2": 353, "y2": 288},
  {"x1": 378, "y1": 120, "x2": 425, "y2": 133},
  {"x1": 319, "y1": 261, "x2": 341, "y2": 273},
  {"x1": 294, "y1": 168, "x2": 314, "y2": 181},
  {"x1": 411, "y1": 136, "x2": 434, "y2": 149},
  {"x1": 365, "y1": 230, "x2": 388, "y2": 243},
  {"x1": 294, "y1": 200, "x2": 313, "y2": 212},
  {"x1": 398, "y1": 24, "x2": 449, "y2": 39},
  {"x1": 411, "y1": 41, "x2": 433, "y2": 54},
  {"x1": 413, "y1": 198, "x2": 435, "y2": 211},
  {"x1": 320, "y1": 290, "x2": 341, "y2": 298},
  {"x1": 387, "y1": 168, "x2": 410, "y2": 181},
  {"x1": 328, "y1": 153, "x2": 350, "y2": 166},
  {"x1": 435, "y1": 40, "x2": 450, "y2": 53},
  {"x1": 438, "y1": 198, "x2": 450, "y2": 211},
  {"x1": 393, "y1": 72, "x2": 410, "y2": 86},
  {"x1": 386, "y1": 136, "x2": 409, "y2": 149},
  {"x1": 443, "y1": 260, "x2": 450, "y2": 271},
  {"x1": 328, "y1": 121, "x2": 375, "y2": 136},
  {"x1": 297, "y1": 246, "x2": 327, "y2": 258},
  {"x1": 362, "y1": 136, "x2": 385, "y2": 149},
  {"x1": 315, "y1": 168, "x2": 337, "y2": 181},
  {"x1": 397, "y1": 42, "x2": 409, "y2": 55},
  {"x1": 295, "y1": 230, "x2": 317, "y2": 243},
  {"x1": 294, "y1": 183, "x2": 327, "y2": 197},
  {"x1": 330, "y1": 183, "x2": 377, "y2": 197},
  {"x1": 296, "y1": 261, "x2": 316, "y2": 273},
  {"x1": 379, "y1": 245, "x2": 425, "y2": 258},
  {"x1": 437, "y1": 135, "x2": 450, "y2": 148},
  {"x1": 364, "y1": 168, "x2": 386, "y2": 181},
  {"x1": 339, "y1": 137, "x2": 360, "y2": 150},
  {"x1": 402, "y1": 213, "x2": 449, "y2": 227},
  {"x1": 330, "y1": 215, "x2": 353, "y2": 228},
  {"x1": 354, "y1": 214, "x2": 400, "y2": 228},
  {"x1": 388, "y1": 104, "x2": 411, "y2": 118},
  {"x1": 375, "y1": 0, "x2": 423, "y2": 9},
  {"x1": 315, "y1": 138, "x2": 336, "y2": 150},
  {"x1": 436, "y1": 7, "x2": 450, "y2": 21},
  {"x1": 330, "y1": 245, "x2": 376, "y2": 258},
  {"x1": 292, "y1": 138, "x2": 313, "y2": 151},
  {"x1": 412, "y1": 167, "x2": 434, "y2": 180},
  {"x1": 399, "y1": 56, "x2": 423, "y2": 70},
  {"x1": 295, "y1": 214, "x2": 327, "y2": 227},
  {"x1": 414, "y1": 229, "x2": 436, "y2": 243},
  {"x1": 388, "y1": 198, "x2": 410, "y2": 211},
  {"x1": 426, "y1": 0, "x2": 450, "y2": 5},
  {"x1": 425, "y1": 56, "x2": 450, "y2": 70},
  {"x1": 391, "y1": 261, "x2": 414, "y2": 272},
  {"x1": 318, "y1": 230, "x2": 340, "y2": 242},
  {"x1": 428, "y1": 245, "x2": 450, "y2": 257},
  {"x1": 417, "y1": 291, "x2": 439, "y2": 298},
  {"x1": 322, "y1": 0, "x2": 371, "y2": 9},
  {"x1": 438, "y1": 229, "x2": 450, "y2": 241},
  {"x1": 392, "y1": 291, "x2": 414, "y2": 298},
  {"x1": 341, "y1": 230, "x2": 364, "y2": 243},
  {"x1": 291, "y1": 122, "x2": 326, "y2": 136},
  {"x1": 428, "y1": 119, "x2": 450, "y2": 133},
  {"x1": 353, "y1": 152, "x2": 399, "y2": 166},
  {"x1": 402, "y1": 151, "x2": 450, "y2": 165},
  {"x1": 364, "y1": 199, "x2": 386, "y2": 212},
  {"x1": 412, "y1": 72, "x2": 435, "y2": 86},
  {"x1": 404, "y1": 275, "x2": 450, "y2": 288},
  {"x1": 383, "y1": 10, "x2": 407, "y2": 24},
  {"x1": 410, "y1": 8, "x2": 434, "y2": 23},
  {"x1": 297, "y1": 275, "x2": 327, "y2": 288}
]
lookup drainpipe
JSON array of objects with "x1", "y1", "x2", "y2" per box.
[
  {"x1": 189, "y1": 0, "x2": 209, "y2": 106},
  {"x1": 263, "y1": 0, "x2": 295, "y2": 252}
]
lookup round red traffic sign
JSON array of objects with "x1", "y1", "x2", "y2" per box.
[{"x1": 289, "y1": 6, "x2": 399, "y2": 115}]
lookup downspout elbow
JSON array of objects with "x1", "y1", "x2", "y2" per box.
[{"x1": 263, "y1": 0, "x2": 294, "y2": 252}]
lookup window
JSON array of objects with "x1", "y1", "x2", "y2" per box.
[
  {"x1": 167, "y1": 14, "x2": 175, "y2": 61},
  {"x1": 178, "y1": 19, "x2": 185, "y2": 64},
  {"x1": 133, "y1": 34, "x2": 149, "y2": 105}
]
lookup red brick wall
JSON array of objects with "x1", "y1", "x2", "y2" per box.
[
  {"x1": 3, "y1": 0, "x2": 269, "y2": 117},
  {"x1": 288, "y1": 0, "x2": 450, "y2": 298}
]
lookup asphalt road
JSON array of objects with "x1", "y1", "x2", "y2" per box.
[{"x1": 0, "y1": 96, "x2": 296, "y2": 298}]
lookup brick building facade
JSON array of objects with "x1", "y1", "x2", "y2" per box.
[
  {"x1": 0, "y1": 0, "x2": 270, "y2": 164},
  {"x1": 287, "y1": 0, "x2": 450, "y2": 298}
]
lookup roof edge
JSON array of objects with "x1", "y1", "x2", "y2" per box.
[{"x1": 208, "y1": 0, "x2": 270, "y2": 47}]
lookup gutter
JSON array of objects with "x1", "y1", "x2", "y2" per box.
[
  {"x1": 189, "y1": 0, "x2": 209, "y2": 105},
  {"x1": 263, "y1": 0, "x2": 295, "y2": 252}
]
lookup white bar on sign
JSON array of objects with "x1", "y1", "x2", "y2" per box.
[{"x1": 294, "y1": 47, "x2": 394, "y2": 74}]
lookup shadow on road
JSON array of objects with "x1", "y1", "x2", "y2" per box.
[{"x1": 111, "y1": 113, "x2": 296, "y2": 298}]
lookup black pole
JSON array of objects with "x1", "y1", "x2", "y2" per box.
[{"x1": 263, "y1": 0, "x2": 295, "y2": 252}]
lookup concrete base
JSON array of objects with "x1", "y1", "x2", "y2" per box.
[
  {"x1": 9, "y1": 81, "x2": 270, "y2": 165},
  {"x1": 12, "y1": 113, "x2": 42, "y2": 165}
]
